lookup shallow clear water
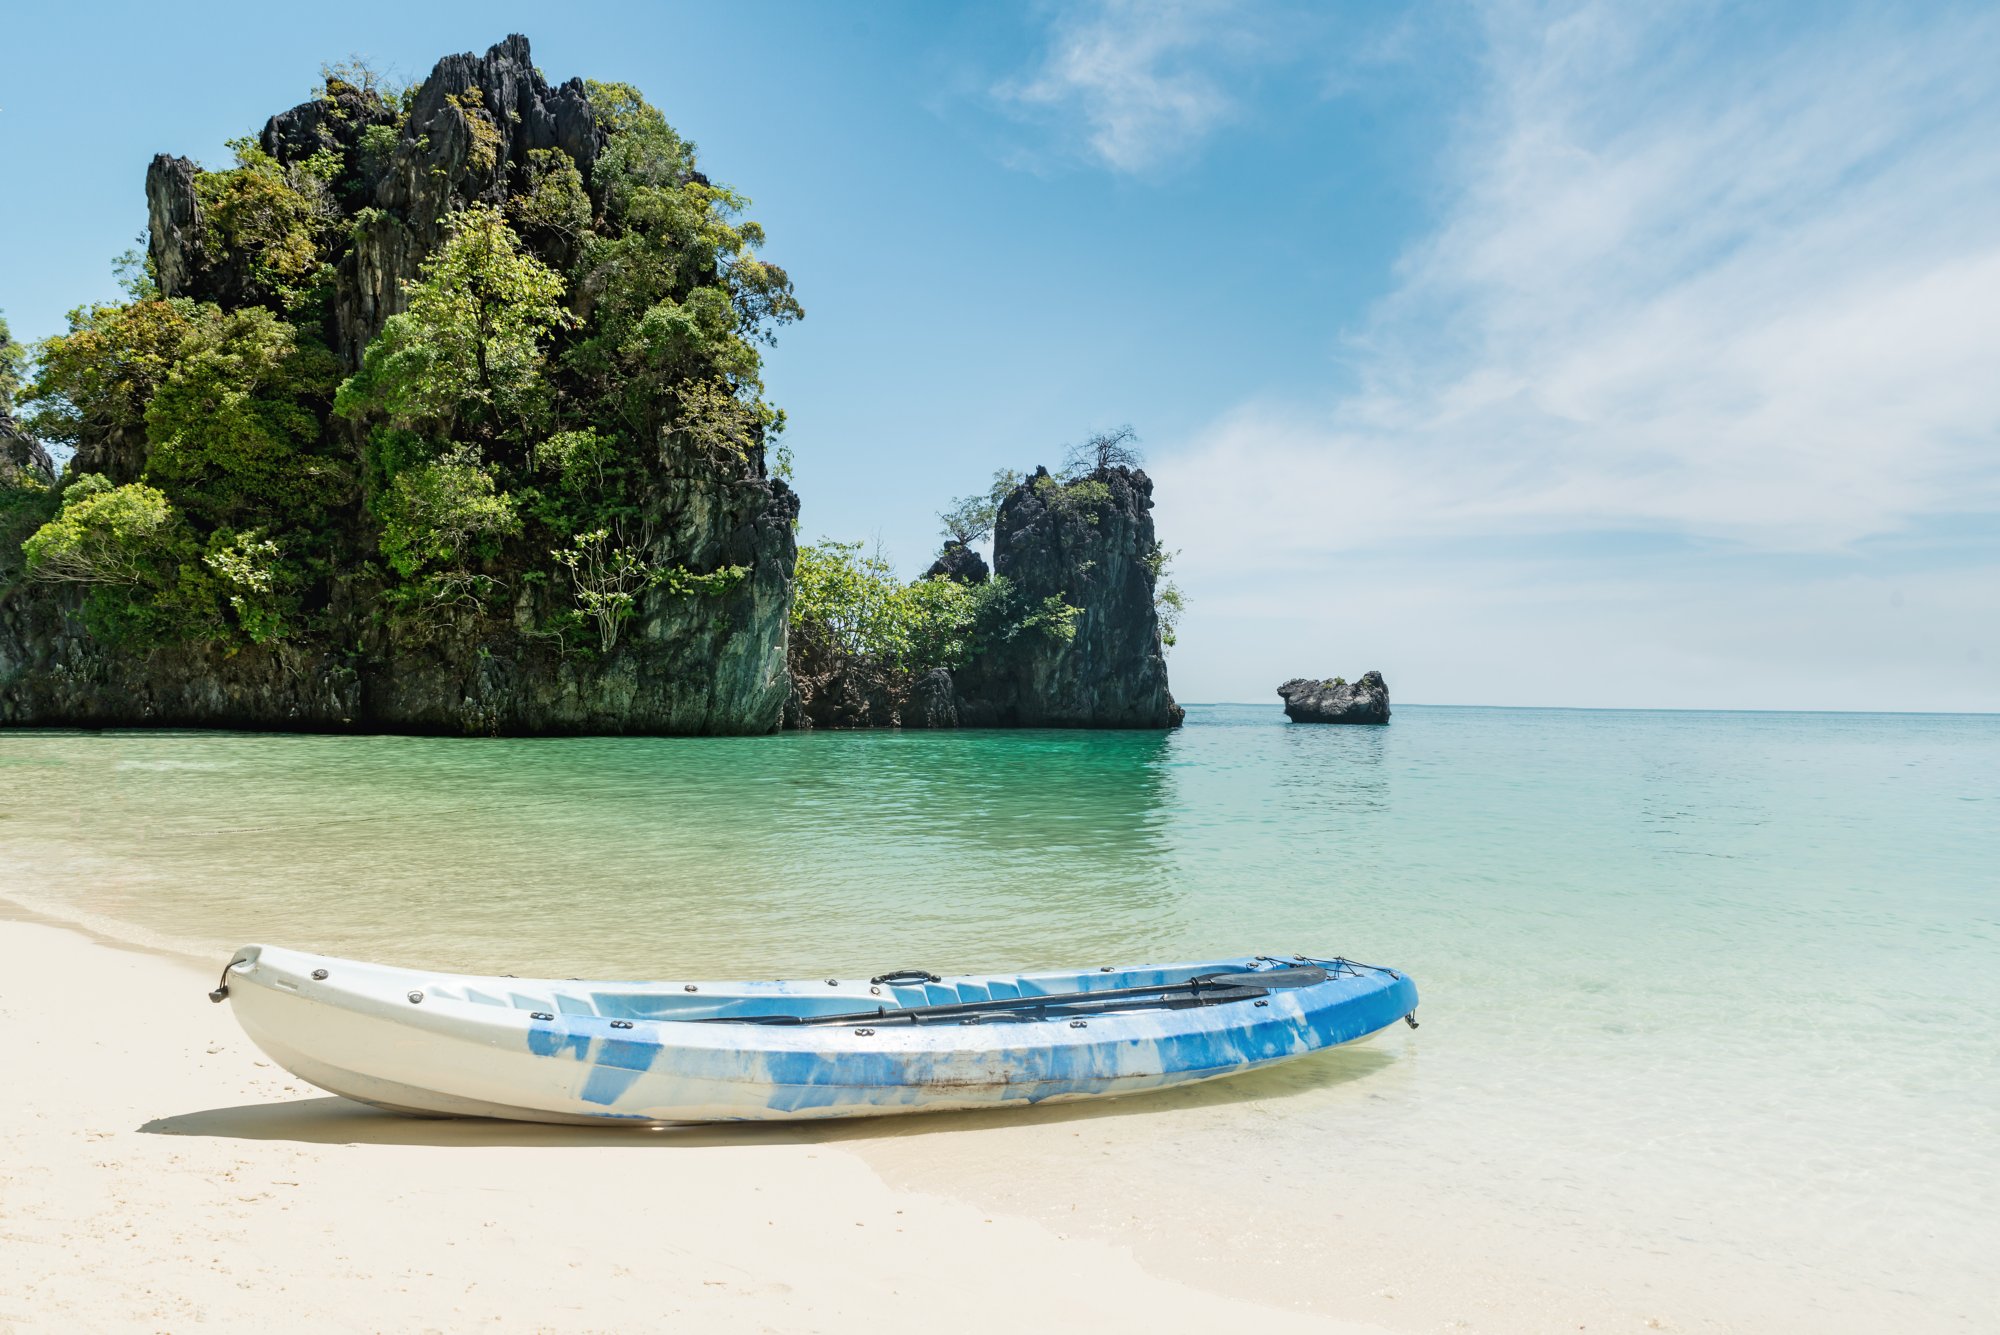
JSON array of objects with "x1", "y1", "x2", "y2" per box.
[{"x1": 3, "y1": 705, "x2": 1995, "y2": 1330}]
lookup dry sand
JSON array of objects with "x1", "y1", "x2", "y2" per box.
[{"x1": 0, "y1": 915, "x2": 1393, "y2": 1334}]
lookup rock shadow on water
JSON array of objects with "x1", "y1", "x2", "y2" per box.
[{"x1": 137, "y1": 1044, "x2": 1396, "y2": 1149}]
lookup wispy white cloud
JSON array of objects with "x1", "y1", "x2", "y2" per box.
[
  {"x1": 997, "y1": 0, "x2": 1256, "y2": 173},
  {"x1": 1148, "y1": 2, "x2": 2000, "y2": 705},
  {"x1": 1158, "y1": 1, "x2": 2000, "y2": 572}
]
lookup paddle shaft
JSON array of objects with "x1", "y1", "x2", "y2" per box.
[{"x1": 702, "y1": 971, "x2": 1307, "y2": 1028}]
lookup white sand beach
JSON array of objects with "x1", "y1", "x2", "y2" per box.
[{"x1": 0, "y1": 914, "x2": 1399, "y2": 1334}]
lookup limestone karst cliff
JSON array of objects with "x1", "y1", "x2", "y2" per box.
[
  {"x1": 953, "y1": 465, "x2": 1181, "y2": 728},
  {"x1": 2, "y1": 37, "x2": 1186, "y2": 737},
  {"x1": 786, "y1": 463, "x2": 1182, "y2": 731},
  {"x1": 0, "y1": 36, "x2": 799, "y2": 733},
  {"x1": 1278, "y1": 672, "x2": 1391, "y2": 724}
]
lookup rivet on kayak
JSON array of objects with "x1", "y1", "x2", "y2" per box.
[
  {"x1": 610, "y1": 1020, "x2": 633, "y2": 1029},
  {"x1": 870, "y1": 986, "x2": 881, "y2": 995},
  {"x1": 855, "y1": 1027, "x2": 875, "y2": 1036},
  {"x1": 407, "y1": 990, "x2": 424, "y2": 1004},
  {"x1": 684, "y1": 984, "x2": 698, "y2": 993},
  {"x1": 311, "y1": 969, "x2": 328, "y2": 981},
  {"x1": 827, "y1": 979, "x2": 839, "y2": 986},
  {"x1": 1100, "y1": 966, "x2": 1114, "y2": 972},
  {"x1": 1254, "y1": 1000, "x2": 1269, "y2": 1008},
  {"x1": 1069, "y1": 1020, "x2": 1088, "y2": 1028},
  {"x1": 531, "y1": 1011, "x2": 554, "y2": 1021}
]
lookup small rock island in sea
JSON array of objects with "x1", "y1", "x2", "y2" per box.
[
  {"x1": 1277, "y1": 671, "x2": 1391, "y2": 724},
  {"x1": 0, "y1": 35, "x2": 1179, "y2": 735}
]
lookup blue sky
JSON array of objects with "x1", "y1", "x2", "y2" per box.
[{"x1": 4, "y1": 1, "x2": 1996, "y2": 710}]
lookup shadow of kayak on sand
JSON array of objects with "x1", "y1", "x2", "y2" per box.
[{"x1": 137, "y1": 1041, "x2": 1403, "y2": 1148}]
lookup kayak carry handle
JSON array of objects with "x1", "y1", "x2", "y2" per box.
[
  {"x1": 208, "y1": 952, "x2": 252, "y2": 1003},
  {"x1": 869, "y1": 969, "x2": 942, "y2": 986}
]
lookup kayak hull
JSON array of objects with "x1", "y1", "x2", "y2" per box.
[{"x1": 220, "y1": 947, "x2": 1418, "y2": 1125}]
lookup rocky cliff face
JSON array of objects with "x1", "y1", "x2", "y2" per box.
[
  {"x1": 954, "y1": 465, "x2": 1180, "y2": 728},
  {"x1": 0, "y1": 414, "x2": 53, "y2": 491},
  {"x1": 145, "y1": 34, "x2": 599, "y2": 371},
  {"x1": 924, "y1": 540, "x2": 988, "y2": 584},
  {"x1": 1278, "y1": 671, "x2": 1390, "y2": 724},
  {"x1": 0, "y1": 36, "x2": 798, "y2": 735},
  {"x1": 784, "y1": 464, "x2": 1181, "y2": 732}
]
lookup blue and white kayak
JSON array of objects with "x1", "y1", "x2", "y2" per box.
[{"x1": 212, "y1": 947, "x2": 1419, "y2": 1125}]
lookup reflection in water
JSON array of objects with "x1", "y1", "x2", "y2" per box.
[
  {"x1": 1274, "y1": 716, "x2": 1391, "y2": 811},
  {"x1": 5, "y1": 725, "x2": 1185, "y2": 978}
]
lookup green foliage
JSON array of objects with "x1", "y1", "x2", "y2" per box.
[
  {"x1": 939, "y1": 468, "x2": 1022, "y2": 544},
  {"x1": 15, "y1": 474, "x2": 272, "y2": 646},
  {"x1": 356, "y1": 123, "x2": 400, "y2": 182},
  {"x1": 1033, "y1": 471, "x2": 1111, "y2": 523},
  {"x1": 0, "y1": 475, "x2": 56, "y2": 585},
  {"x1": 202, "y1": 528, "x2": 287, "y2": 643},
  {"x1": 550, "y1": 526, "x2": 743, "y2": 653},
  {"x1": 20, "y1": 474, "x2": 176, "y2": 586},
  {"x1": 336, "y1": 205, "x2": 575, "y2": 443},
  {"x1": 983, "y1": 581, "x2": 1082, "y2": 648},
  {"x1": 792, "y1": 540, "x2": 925, "y2": 666},
  {"x1": 566, "y1": 83, "x2": 799, "y2": 452},
  {"x1": 528, "y1": 426, "x2": 614, "y2": 497},
  {"x1": 113, "y1": 241, "x2": 159, "y2": 300},
  {"x1": 669, "y1": 377, "x2": 774, "y2": 472},
  {"x1": 374, "y1": 445, "x2": 520, "y2": 579},
  {"x1": 20, "y1": 301, "x2": 347, "y2": 645},
  {"x1": 509, "y1": 148, "x2": 592, "y2": 243},
  {"x1": 0, "y1": 313, "x2": 22, "y2": 414},
  {"x1": 21, "y1": 299, "x2": 199, "y2": 456},
  {"x1": 20, "y1": 473, "x2": 302, "y2": 647},
  {"x1": 11, "y1": 62, "x2": 804, "y2": 664},
  {"x1": 1144, "y1": 544, "x2": 1185, "y2": 649},
  {"x1": 792, "y1": 540, "x2": 1078, "y2": 676},
  {"x1": 143, "y1": 304, "x2": 345, "y2": 533},
  {"x1": 318, "y1": 57, "x2": 410, "y2": 106},
  {"x1": 193, "y1": 140, "x2": 338, "y2": 306},
  {"x1": 584, "y1": 80, "x2": 697, "y2": 212},
  {"x1": 657, "y1": 562, "x2": 748, "y2": 599},
  {"x1": 446, "y1": 89, "x2": 504, "y2": 178}
]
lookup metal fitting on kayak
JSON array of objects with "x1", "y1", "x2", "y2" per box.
[{"x1": 1405, "y1": 1012, "x2": 1420, "y2": 1028}]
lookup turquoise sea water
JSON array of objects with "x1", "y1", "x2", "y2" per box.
[{"x1": 3, "y1": 705, "x2": 1995, "y2": 1330}]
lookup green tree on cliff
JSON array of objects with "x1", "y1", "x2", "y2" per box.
[
  {"x1": 13, "y1": 56, "x2": 801, "y2": 663},
  {"x1": 335, "y1": 205, "x2": 574, "y2": 445}
]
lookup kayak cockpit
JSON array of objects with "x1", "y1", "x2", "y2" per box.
[
  {"x1": 704, "y1": 965, "x2": 1334, "y2": 1027},
  {"x1": 410, "y1": 956, "x2": 1373, "y2": 1027}
]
